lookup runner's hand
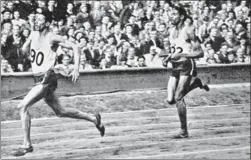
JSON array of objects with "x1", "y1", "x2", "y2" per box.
[{"x1": 70, "y1": 69, "x2": 80, "y2": 83}]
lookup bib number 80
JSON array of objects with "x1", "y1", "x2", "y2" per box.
[{"x1": 31, "y1": 49, "x2": 44, "y2": 66}]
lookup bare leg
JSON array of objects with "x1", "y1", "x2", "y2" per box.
[
  {"x1": 174, "y1": 75, "x2": 192, "y2": 138},
  {"x1": 165, "y1": 75, "x2": 179, "y2": 105},
  {"x1": 43, "y1": 92, "x2": 97, "y2": 124},
  {"x1": 183, "y1": 77, "x2": 210, "y2": 97},
  {"x1": 44, "y1": 92, "x2": 105, "y2": 136},
  {"x1": 17, "y1": 84, "x2": 46, "y2": 148}
]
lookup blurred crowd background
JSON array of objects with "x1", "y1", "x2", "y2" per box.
[{"x1": 1, "y1": 0, "x2": 250, "y2": 73}]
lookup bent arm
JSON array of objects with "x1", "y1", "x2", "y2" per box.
[
  {"x1": 179, "y1": 27, "x2": 204, "y2": 59},
  {"x1": 21, "y1": 32, "x2": 33, "y2": 54},
  {"x1": 51, "y1": 35, "x2": 80, "y2": 71}
]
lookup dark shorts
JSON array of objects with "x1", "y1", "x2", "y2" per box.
[
  {"x1": 171, "y1": 59, "x2": 197, "y2": 77},
  {"x1": 34, "y1": 69, "x2": 58, "y2": 93}
]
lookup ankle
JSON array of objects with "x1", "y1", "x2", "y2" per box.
[{"x1": 22, "y1": 144, "x2": 32, "y2": 148}]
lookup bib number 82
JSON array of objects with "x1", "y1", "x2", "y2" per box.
[
  {"x1": 171, "y1": 46, "x2": 183, "y2": 54},
  {"x1": 31, "y1": 49, "x2": 44, "y2": 66}
]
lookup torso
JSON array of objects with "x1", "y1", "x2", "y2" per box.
[
  {"x1": 169, "y1": 26, "x2": 195, "y2": 71},
  {"x1": 30, "y1": 32, "x2": 57, "y2": 76},
  {"x1": 169, "y1": 26, "x2": 193, "y2": 62}
]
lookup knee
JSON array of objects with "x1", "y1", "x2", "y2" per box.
[
  {"x1": 17, "y1": 102, "x2": 28, "y2": 113},
  {"x1": 174, "y1": 91, "x2": 185, "y2": 102}
]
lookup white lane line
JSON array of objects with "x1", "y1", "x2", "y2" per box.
[
  {"x1": 2, "y1": 111, "x2": 250, "y2": 131},
  {"x1": 2, "y1": 103, "x2": 249, "y2": 124},
  {"x1": 2, "y1": 135, "x2": 250, "y2": 158},
  {"x1": 1, "y1": 119, "x2": 250, "y2": 140},
  {"x1": 131, "y1": 146, "x2": 250, "y2": 159},
  {"x1": 2, "y1": 133, "x2": 250, "y2": 151}
]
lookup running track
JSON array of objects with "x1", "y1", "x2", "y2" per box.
[{"x1": 1, "y1": 103, "x2": 250, "y2": 159}]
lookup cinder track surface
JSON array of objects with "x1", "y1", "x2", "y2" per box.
[{"x1": 1, "y1": 85, "x2": 250, "y2": 159}]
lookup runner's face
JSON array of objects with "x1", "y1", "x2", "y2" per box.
[
  {"x1": 170, "y1": 9, "x2": 181, "y2": 26},
  {"x1": 35, "y1": 14, "x2": 47, "y2": 31}
]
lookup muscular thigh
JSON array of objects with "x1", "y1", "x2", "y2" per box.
[
  {"x1": 175, "y1": 75, "x2": 192, "y2": 101},
  {"x1": 43, "y1": 92, "x2": 64, "y2": 115},
  {"x1": 167, "y1": 75, "x2": 179, "y2": 101},
  {"x1": 18, "y1": 84, "x2": 46, "y2": 111}
]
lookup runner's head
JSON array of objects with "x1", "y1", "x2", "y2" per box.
[
  {"x1": 170, "y1": 4, "x2": 187, "y2": 26},
  {"x1": 34, "y1": 8, "x2": 53, "y2": 31}
]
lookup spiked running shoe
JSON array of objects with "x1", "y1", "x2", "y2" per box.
[
  {"x1": 194, "y1": 77, "x2": 210, "y2": 91},
  {"x1": 13, "y1": 146, "x2": 33, "y2": 157},
  {"x1": 172, "y1": 131, "x2": 189, "y2": 139},
  {"x1": 95, "y1": 113, "x2": 105, "y2": 137}
]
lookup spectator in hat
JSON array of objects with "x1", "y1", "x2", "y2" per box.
[
  {"x1": 1, "y1": 8, "x2": 12, "y2": 25},
  {"x1": 74, "y1": 30, "x2": 85, "y2": 42}
]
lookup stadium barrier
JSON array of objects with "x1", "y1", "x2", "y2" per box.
[{"x1": 1, "y1": 64, "x2": 250, "y2": 101}]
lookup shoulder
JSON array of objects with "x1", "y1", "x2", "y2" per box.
[
  {"x1": 30, "y1": 31, "x2": 38, "y2": 39},
  {"x1": 185, "y1": 26, "x2": 196, "y2": 36}
]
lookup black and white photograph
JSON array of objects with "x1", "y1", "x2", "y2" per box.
[{"x1": 1, "y1": 0, "x2": 250, "y2": 159}]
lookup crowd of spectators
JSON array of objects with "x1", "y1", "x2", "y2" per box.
[{"x1": 1, "y1": 0, "x2": 250, "y2": 73}]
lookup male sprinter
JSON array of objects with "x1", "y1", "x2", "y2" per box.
[
  {"x1": 13, "y1": 8, "x2": 105, "y2": 156},
  {"x1": 163, "y1": 5, "x2": 209, "y2": 138}
]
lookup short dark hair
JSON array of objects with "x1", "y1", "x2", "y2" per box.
[
  {"x1": 203, "y1": 16, "x2": 210, "y2": 22},
  {"x1": 171, "y1": 5, "x2": 187, "y2": 20},
  {"x1": 78, "y1": 36, "x2": 88, "y2": 43},
  {"x1": 1, "y1": 8, "x2": 12, "y2": 14},
  {"x1": 185, "y1": 16, "x2": 193, "y2": 24},
  {"x1": 36, "y1": 8, "x2": 53, "y2": 23},
  {"x1": 209, "y1": 27, "x2": 218, "y2": 33}
]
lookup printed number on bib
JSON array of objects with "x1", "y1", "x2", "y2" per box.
[
  {"x1": 31, "y1": 49, "x2": 44, "y2": 66},
  {"x1": 171, "y1": 46, "x2": 183, "y2": 54}
]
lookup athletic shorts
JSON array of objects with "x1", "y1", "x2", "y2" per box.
[
  {"x1": 171, "y1": 59, "x2": 197, "y2": 77},
  {"x1": 33, "y1": 69, "x2": 58, "y2": 93}
]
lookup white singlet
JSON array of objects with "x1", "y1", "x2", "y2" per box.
[
  {"x1": 30, "y1": 32, "x2": 57, "y2": 76},
  {"x1": 169, "y1": 26, "x2": 193, "y2": 62}
]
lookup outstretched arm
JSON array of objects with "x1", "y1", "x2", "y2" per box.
[{"x1": 51, "y1": 35, "x2": 80, "y2": 83}]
